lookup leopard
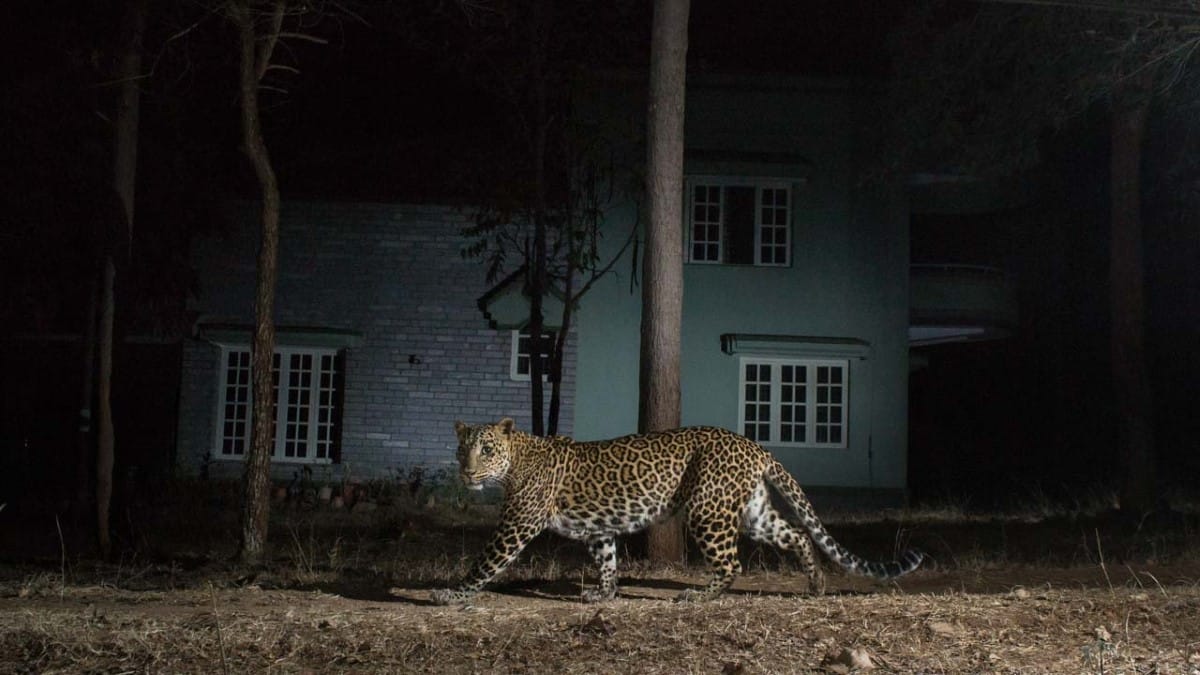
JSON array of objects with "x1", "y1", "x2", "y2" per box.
[{"x1": 429, "y1": 418, "x2": 923, "y2": 604}]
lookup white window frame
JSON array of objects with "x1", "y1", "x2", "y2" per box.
[
  {"x1": 509, "y1": 329, "x2": 556, "y2": 381},
  {"x1": 685, "y1": 177, "x2": 792, "y2": 267},
  {"x1": 213, "y1": 345, "x2": 342, "y2": 464},
  {"x1": 737, "y1": 356, "x2": 848, "y2": 448}
]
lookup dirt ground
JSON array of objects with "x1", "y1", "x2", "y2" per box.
[
  {"x1": 3, "y1": 563, "x2": 1200, "y2": 674},
  {"x1": 2, "y1": 499, "x2": 1200, "y2": 673}
]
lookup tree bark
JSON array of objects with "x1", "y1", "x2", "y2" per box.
[
  {"x1": 640, "y1": 0, "x2": 689, "y2": 564},
  {"x1": 526, "y1": 0, "x2": 551, "y2": 436},
  {"x1": 96, "y1": 257, "x2": 117, "y2": 559},
  {"x1": 98, "y1": 0, "x2": 147, "y2": 559},
  {"x1": 1110, "y1": 77, "x2": 1156, "y2": 514},
  {"x1": 547, "y1": 257, "x2": 575, "y2": 436},
  {"x1": 76, "y1": 276, "x2": 98, "y2": 513},
  {"x1": 234, "y1": 0, "x2": 285, "y2": 566}
]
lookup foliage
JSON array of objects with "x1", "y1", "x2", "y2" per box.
[
  {"x1": 886, "y1": 0, "x2": 1200, "y2": 177},
  {"x1": 460, "y1": 124, "x2": 629, "y2": 289},
  {"x1": 444, "y1": 1, "x2": 644, "y2": 434}
]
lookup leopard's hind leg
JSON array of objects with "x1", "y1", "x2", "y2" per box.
[
  {"x1": 742, "y1": 481, "x2": 825, "y2": 595},
  {"x1": 677, "y1": 496, "x2": 744, "y2": 602}
]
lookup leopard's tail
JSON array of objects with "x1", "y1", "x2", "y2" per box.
[{"x1": 764, "y1": 458, "x2": 923, "y2": 580}]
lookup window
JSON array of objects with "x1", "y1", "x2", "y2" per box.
[
  {"x1": 687, "y1": 179, "x2": 791, "y2": 266},
  {"x1": 738, "y1": 357, "x2": 847, "y2": 447},
  {"x1": 510, "y1": 329, "x2": 557, "y2": 381},
  {"x1": 215, "y1": 346, "x2": 344, "y2": 463}
]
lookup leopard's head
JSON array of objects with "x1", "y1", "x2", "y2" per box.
[{"x1": 452, "y1": 418, "x2": 516, "y2": 490}]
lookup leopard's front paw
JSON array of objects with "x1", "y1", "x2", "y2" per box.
[
  {"x1": 674, "y1": 588, "x2": 720, "y2": 603},
  {"x1": 581, "y1": 586, "x2": 617, "y2": 603},
  {"x1": 430, "y1": 588, "x2": 474, "y2": 605},
  {"x1": 807, "y1": 569, "x2": 826, "y2": 596}
]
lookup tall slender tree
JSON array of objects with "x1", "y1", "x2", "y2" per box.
[
  {"x1": 229, "y1": 0, "x2": 284, "y2": 566},
  {"x1": 640, "y1": 0, "x2": 689, "y2": 564},
  {"x1": 220, "y1": 0, "x2": 328, "y2": 564},
  {"x1": 98, "y1": 0, "x2": 148, "y2": 559},
  {"x1": 1109, "y1": 70, "x2": 1156, "y2": 513}
]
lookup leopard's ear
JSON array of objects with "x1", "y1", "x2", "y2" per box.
[
  {"x1": 454, "y1": 420, "x2": 468, "y2": 441},
  {"x1": 497, "y1": 417, "x2": 515, "y2": 435}
]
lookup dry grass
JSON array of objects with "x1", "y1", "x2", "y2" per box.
[
  {"x1": 4, "y1": 578, "x2": 1200, "y2": 673},
  {"x1": 3, "y1": 484, "x2": 1200, "y2": 673}
]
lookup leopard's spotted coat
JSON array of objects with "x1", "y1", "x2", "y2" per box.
[{"x1": 430, "y1": 419, "x2": 922, "y2": 604}]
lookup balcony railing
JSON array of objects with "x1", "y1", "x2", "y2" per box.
[{"x1": 909, "y1": 264, "x2": 1017, "y2": 346}]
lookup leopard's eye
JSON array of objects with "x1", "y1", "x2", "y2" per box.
[{"x1": 480, "y1": 444, "x2": 493, "y2": 456}]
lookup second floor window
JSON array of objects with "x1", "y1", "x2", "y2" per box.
[{"x1": 687, "y1": 179, "x2": 791, "y2": 267}]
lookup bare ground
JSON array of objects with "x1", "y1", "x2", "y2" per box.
[
  {"x1": 3, "y1": 564, "x2": 1200, "y2": 674},
  {"x1": 2, "y1": 495, "x2": 1200, "y2": 673}
]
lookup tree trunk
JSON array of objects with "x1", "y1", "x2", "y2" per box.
[
  {"x1": 98, "y1": 0, "x2": 147, "y2": 559},
  {"x1": 640, "y1": 0, "x2": 689, "y2": 564},
  {"x1": 1110, "y1": 78, "x2": 1156, "y2": 514},
  {"x1": 96, "y1": 257, "x2": 117, "y2": 558},
  {"x1": 547, "y1": 258, "x2": 575, "y2": 436},
  {"x1": 528, "y1": 243, "x2": 547, "y2": 436},
  {"x1": 76, "y1": 276, "x2": 98, "y2": 513},
  {"x1": 234, "y1": 0, "x2": 285, "y2": 566},
  {"x1": 526, "y1": 0, "x2": 551, "y2": 436}
]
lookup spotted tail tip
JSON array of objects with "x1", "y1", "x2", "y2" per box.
[{"x1": 892, "y1": 549, "x2": 924, "y2": 577}]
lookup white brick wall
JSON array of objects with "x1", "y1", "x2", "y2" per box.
[{"x1": 176, "y1": 202, "x2": 575, "y2": 480}]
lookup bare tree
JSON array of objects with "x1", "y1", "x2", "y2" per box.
[
  {"x1": 1109, "y1": 70, "x2": 1156, "y2": 513},
  {"x1": 222, "y1": 0, "x2": 325, "y2": 565},
  {"x1": 640, "y1": 0, "x2": 689, "y2": 564},
  {"x1": 98, "y1": 0, "x2": 149, "y2": 559}
]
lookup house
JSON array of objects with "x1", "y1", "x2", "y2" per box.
[
  {"x1": 175, "y1": 203, "x2": 575, "y2": 482},
  {"x1": 175, "y1": 73, "x2": 1015, "y2": 505}
]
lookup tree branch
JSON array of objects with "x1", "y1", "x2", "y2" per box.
[
  {"x1": 570, "y1": 224, "x2": 637, "y2": 304},
  {"x1": 275, "y1": 31, "x2": 330, "y2": 44},
  {"x1": 264, "y1": 63, "x2": 300, "y2": 75},
  {"x1": 977, "y1": 0, "x2": 1200, "y2": 21},
  {"x1": 255, "y1": 0, "x2": 286, "y2": 82}
]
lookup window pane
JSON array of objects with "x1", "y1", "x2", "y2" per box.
[
  {"x1": 514, "y1": 330, "x2": 556, "y2": 381},
  {"x1": 219, "y1": 349, "x2": 252, "y2": 456},
  {"x1": 757, "y1": 186, "x2": 790, "y2": 266},
  {"x1": 690, "y1": 183, "x2": 722, "y2": 262},
  {"x1": 725, "y1": 186, "x2": 756, "y2": 265}
]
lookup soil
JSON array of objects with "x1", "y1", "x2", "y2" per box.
[
  {"x1": 3, "y1": 563, "x2": 1200, "y2": 673},
  {"x1": 2, "y1": 501, "x2": 1199, "y2": 673}
]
